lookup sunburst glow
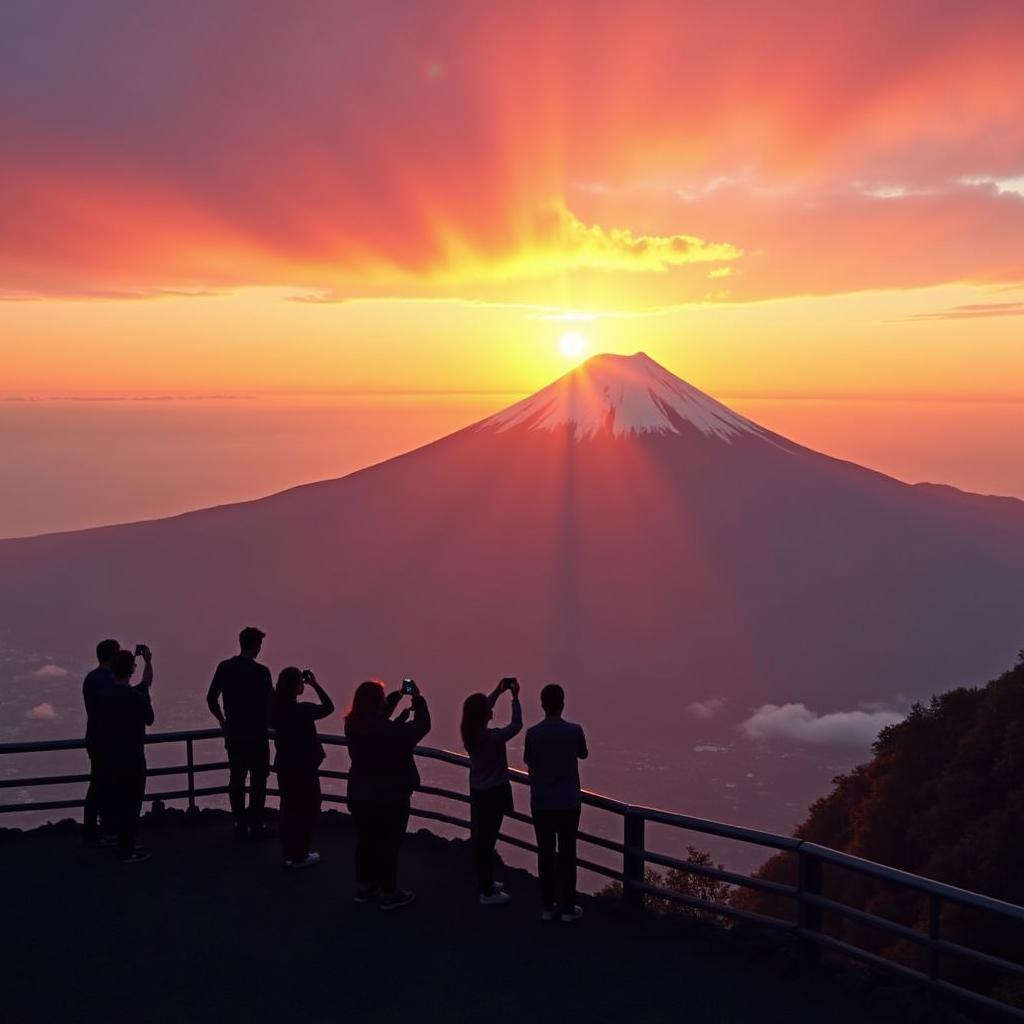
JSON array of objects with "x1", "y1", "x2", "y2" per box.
[{"x1": 558, "y1": 331, "x2": 587, "y2": 359}]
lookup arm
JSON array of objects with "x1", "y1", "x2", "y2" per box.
[
  {"x1": 206, "y1": 664, "x2": 226, "y2": 727},
  {"x1": 486, "y1": 682, "x2": 504, "y2": 708},
  {"x1": 493, "y1": 695, "x2": 522, "y2": 742},
  {"x1": 577, "y1": 726, "x2": 589, "y2": 760},
  {"x1": 306, "y1": 675, "x2": 335, "y2": 721},
  {"x1": 142, "y1": 690, "x2": 155, "y2": 728},
  {"x1": 384, "y1": 690, "x2": 402, "y2": 719},
  {"x1": 404, "y1": 694, "x2": 431, "y2": 744},
  {"x1": 138, "y1": 646, "x2": 154, "y2": 689},
  {"x1": 523, "y1": 728, "x2": 532, "y2": 766}
]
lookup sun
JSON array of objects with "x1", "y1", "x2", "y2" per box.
[{"x1": 558, "y1": 331, "x2": 587, "y2": 359}]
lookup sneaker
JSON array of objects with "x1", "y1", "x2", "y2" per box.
[
  {"x1": 118, "y1": 849, "x2": 151, "y2": 864},
  {"x1": 380, "y1": 890, "x2": 416, "y2": 911},
  {"x1": 541, "y1": 909, "x2": 556, "y2": 922},
  {"x1": 493, "y1": 881, "x2": 506, "y2": 892},
  {"x1": 285, "y1": 852, "x2": 321, "y2": 869},
  {"x1": 353, "y1": 885, "x2": 380, "y2": 904},
  {"x1": 479, "y1": 890, "x2": 512, "y2": 906},
  {"x1": 559, "y1": 905, "x2": 584, "y2": 923}
]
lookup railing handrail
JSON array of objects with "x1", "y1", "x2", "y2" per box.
[
  {"x1": 4, "y1": 726, "x2": 1024, "y2": 1019},
  {"x1": 4, "y1": 727, "x2": 1022, "y2": 916}
]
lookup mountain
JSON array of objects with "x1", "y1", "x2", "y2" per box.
[{"x1": 2, "y1": 352, "x2": 1023, "y2": 765}]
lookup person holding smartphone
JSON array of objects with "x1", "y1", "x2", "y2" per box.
[
  {"x1": 101, "y1": 645, "x2": 155, "y2": 863},
  {"x1": 460, "y1": 677, "x2": 522, "y2": 904},
  {"x1": 344, "y1": 678, "x2": 431, "y2": 909},
  {"x1": 272, "y1": 667, "x2": 334, "y2": 868}
]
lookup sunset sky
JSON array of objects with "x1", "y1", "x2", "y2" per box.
[{"x1": 2, "y1": 1, "x2": 1024, "y2": 532}]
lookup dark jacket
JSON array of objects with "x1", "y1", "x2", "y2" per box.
[
  {"x1": 83, "y1": 666, "x2": 115, "y2": 747},
  {"x1": 101, "y1": 683, "x2": 154, "y2": 770},
  {"x1": 273, "y1": 697, "x2": 334, "y2": 776},
  {"x1": 345, "y1": 696, "x2": 431, "y2": 803},
  {"x1": 206, "y1": 655, "x2": 273, "y2": 740}
]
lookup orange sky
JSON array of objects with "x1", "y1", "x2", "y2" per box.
[{"x1": 2, "y1": 2, "x2": 1023, "y2": 407}]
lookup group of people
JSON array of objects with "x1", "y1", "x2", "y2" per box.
[{"x1": 82, "y1": 626, "x2": 590, "y2": 921}]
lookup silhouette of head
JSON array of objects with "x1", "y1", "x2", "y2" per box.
[
  {"x1": 239, "y1": 626, "x2": 265, "y2": 657},
  {"x1": 96, "y1": 638, "x2": 120, "y2": 667},
  {"x1": 460, "y1": 693, "x2": 492, "y2": 751},
  {"x1": 111, "y1": 649, "x2": 136, "y2": 682},
  {"x1": 345, "y1": 680, "x2": 386, "y2": 725},
  {"x1": 541, "y1": 684, "x2": 565, "y2": 716},
  {"x1": 275, "y1": 666, "x2": 303, "y2": 706}
]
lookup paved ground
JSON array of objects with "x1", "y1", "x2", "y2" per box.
[{"x1": 3, "y1": 810, "x2": 909, "y2": 1024}]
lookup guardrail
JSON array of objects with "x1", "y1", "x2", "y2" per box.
[{"x1": 3, "y1": 728, "x2": 1024, "y2": 1019}]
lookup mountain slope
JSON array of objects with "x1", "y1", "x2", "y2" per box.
[{"x1": 1, "y1": 353, "x2": 1022, "y2": 756}]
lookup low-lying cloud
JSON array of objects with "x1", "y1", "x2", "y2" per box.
[
  {"x1": 740, "y1": 703, "x2": 903, "y2": 746},
  {"x1": 26, "y1": 703, "x2": 58, "y2": 721},
  {"x1": 688, "y1": 698, "x2": 725, "y2": 720},
  {"x1": 31, "y1": 664, "x2": 69, "y2": 679}
]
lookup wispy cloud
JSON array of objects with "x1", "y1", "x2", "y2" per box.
[
  {"x1": 740, "y1": 703, "x2": 903, "y2": 745},
  {"x1": 31, "y1": 664, "x2": 68, "y2": 679},
  {"x1": 901, "y1": 301, "x2": 1024, "y2": 321}
]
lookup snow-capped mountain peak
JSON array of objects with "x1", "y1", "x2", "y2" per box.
[{"x1": 477, "y1": 351, "x2": 763, "y2": 441}]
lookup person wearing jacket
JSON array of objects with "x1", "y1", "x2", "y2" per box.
[
  {"x1": 272, "y1": 667, "x2": 334, "y2": 869},
  {"x1": 460, "y1": 677, "x2": 522, "y2": 905},
  {"x1": 101, "y1": 646, "x2": 155, "y2": 864},
  {"x1": 344, "y1": 679, "x2": 431, "y2": 910}
]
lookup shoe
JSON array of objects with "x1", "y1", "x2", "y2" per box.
[
  {"x1": 559, "y1": 905, "x2": 584, "y2": 923},
  {"x1": 493, "y1": 881, "x2": 506, "y2": 892},
  {"x1": 248, "y1": 824, "x2": 274, "y2": 841},
  {"x1": 380, "y1": 890, "x2": 416, "y2": 911},
  {"x1": 285, "y1": 852, "x2": 321, "y2": 869},
  {"x1": 541, "y1": 909, "x2": 556, "y2": 922},
  {"x1": 480, "y1": 891, "x2": 512, "y2": 906},
  {"x1": 118, "y1": 849, "x2": 152, "y2": 864},
  {"x1": 353, "y1": 885, "x2": 380, "y2": 904}
]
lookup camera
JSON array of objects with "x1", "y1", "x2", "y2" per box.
[{"x1": 401, "y1": 678, "x2": 416, "y2": 695}]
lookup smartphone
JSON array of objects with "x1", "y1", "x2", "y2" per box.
[
  {"x1": 134, "y1": 644, "x2": 146, "y2": 657},
  {"x1": 301, "y1": 669, "x2": 313, "y2": 682},
  {"x1": 401, "y1": 678, "x2": 415, "y2": 695},
  {"x1": 500, "y1": 676, "x2": 517, "y2": 689}
]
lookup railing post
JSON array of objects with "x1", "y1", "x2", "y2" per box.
[
  {"x1": 623, "y1": 809, "x2": 646, "y2": 911},
  {"x1": 927, "y1": 894, "x2": 942, "y2": 982},
  {"x1": 186, "y1": 738, "x2": 196, "y2": 814},
  {"x1": 798, "y1": 848, "x2": 823, "y2": 966}
]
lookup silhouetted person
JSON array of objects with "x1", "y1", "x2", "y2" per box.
[
  {"x1": 524, "y1": 683, "x2": 588, "y2": 922},
  {"x1": 344, "y1": 678, "x2": 430, "y2": 909},
  {"x1": 207, "y1": 626, "x2": 273, "y2": 839},
  {"x1": 101, "y1": 646, "x2": 154, "y2": 863},
  {"x1": 461, "y1": 677, "x2": 522, "y2": 904},
  {"x1": 272, "y1": 667, "x2": 334, "y2": 868},
  {"x1": 82, "y1": 638, "x2": 120, "y2": 844}
]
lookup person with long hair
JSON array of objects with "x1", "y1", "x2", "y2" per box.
[
  {"x1": 461, "y1": 677, "x2": 522, "y2": 905},
  {"x1": 344, "y1": 678, "x2": 431, "y2": 909},
  {"x1": 272, "y1": 666, "x2": 334, "y2": 868}
]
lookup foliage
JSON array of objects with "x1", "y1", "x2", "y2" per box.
[
  {"x1": 599, "y1": 845, "x2": 733, "y2": 922},
  {"x1": 736, "y1": 654, "x2": 1024, "y2": 999}
]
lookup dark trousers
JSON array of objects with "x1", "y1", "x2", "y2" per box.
[
  {"x1": 533, "y1": 806, "x2": 581, "y2": 911},
  {"x1": 225, "y1": 737, "x2": 269, "y2": 829},
  {"x1": 471, "y1": 782, "x2": 512, "y2": 895},
  {"x1": 278, "y1": 769, "x2": 321, "y2": 862},
  {"x1": 107, "y1": 764, "x2": 146, "y2": 857},
  {"x1": 349, "y1": 798, "x2": 410, "y2": 893},
  {"x1": 83, "y1": 743, "x2": 108, "y2": 836}
]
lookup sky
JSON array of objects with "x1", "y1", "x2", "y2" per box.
[{"x1": 2, "y1": 0, "x2": 1024, "y2": 531}]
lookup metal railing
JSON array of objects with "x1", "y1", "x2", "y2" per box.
[{"x1": 3, "y1": 727, "x2": 1024, "y2": 1019}]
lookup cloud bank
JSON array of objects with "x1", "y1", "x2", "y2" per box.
[
  {"x1": 740, "y1": 703, "x2": 903, "y2": 746},
  {"x1": 26, "y1": 703, "x2": 58, "y2": 721}
]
